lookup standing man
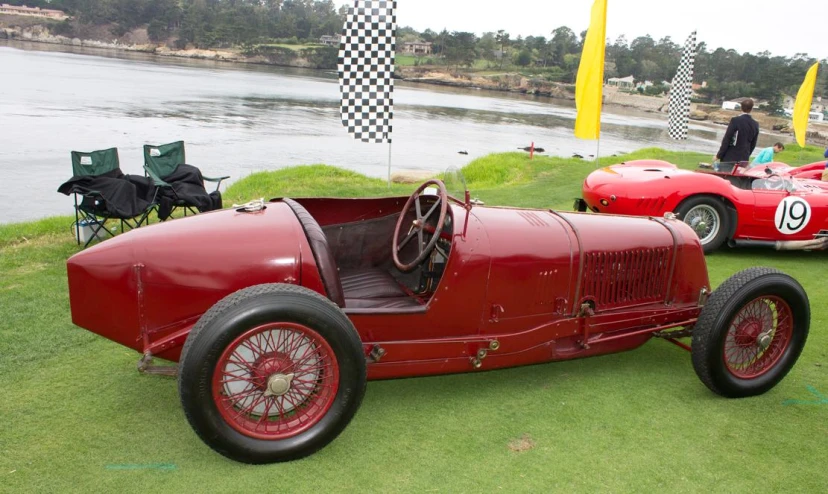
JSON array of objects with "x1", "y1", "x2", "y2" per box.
[{"x1": 715, "y1": 99, "x2": 759, "y2": 165}]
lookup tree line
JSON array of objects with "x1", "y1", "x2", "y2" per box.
[
  {"x1": 412, "y1": 28, "x2": 826, "y2": 108},
  {"x1": 7, "y1": 0, "x2": 345, "y2": 46},
  {"x1": 5, "y1": 0, "x2": 826, "y2": 107}
]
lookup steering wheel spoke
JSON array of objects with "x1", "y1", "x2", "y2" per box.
[
  {"x1": 422, "y1": 198, "x2": 441, "y2": 221},
  {"x1": 397, "y1": 227, "x2": 418, "y2": 252}
]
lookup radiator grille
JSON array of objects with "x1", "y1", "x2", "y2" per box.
[{"x1": 581, "y1": 247, "x2": 672, "y2": 309}]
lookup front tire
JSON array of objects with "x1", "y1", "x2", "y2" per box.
[
  {"x1": 676, "y1": 196, "x2": 730, "y2": 254},
  {"x1": 178, "y1": 284, "x2": 366, "y2": 464},
  {"x1": 691, "y1": 268, "x2": 809, "y2": 398}
]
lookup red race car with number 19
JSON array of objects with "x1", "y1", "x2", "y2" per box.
[{"x1": 580, "y1": 159, "x2": 828, "y2": 253}]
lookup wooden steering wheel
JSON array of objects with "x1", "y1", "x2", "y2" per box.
[{"x1": 392, "y1": 179, "x2": 449, "y2": 272}]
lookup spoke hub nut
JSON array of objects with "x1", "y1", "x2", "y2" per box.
[
  {"x1": 757, "y1": 331, "x2": 773, "y2": 350},
  {"x1": 264, "y1": 373, "x2": 294, "y2": 397}
]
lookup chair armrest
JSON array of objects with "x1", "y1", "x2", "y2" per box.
[
  {"x1": 203, "y1": 175, "x2": 230, "y2": 192},
  {"x1": 68, "y1": 186, "x2": 104, "y2": 197},
  {"x1": 144, "y1": 166, "x2": 173, "y2": 188}
]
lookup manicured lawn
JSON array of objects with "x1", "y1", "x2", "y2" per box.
[
  {"x1": 255, "y1": 43, "x2": 319, "y2": 51},
  {"x1": 395, "y1": 54, "x2": 422, "y2": 66},
  {"x1": 395, "y1": 55, "x2": 493, "y2": 70},
  {"x1": 2, "y1": 148, "x2": 827, "y2": 492}
]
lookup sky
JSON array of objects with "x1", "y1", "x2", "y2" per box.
[{"x1": 389, "y1": 0, "x2": 828, "y2": 60}]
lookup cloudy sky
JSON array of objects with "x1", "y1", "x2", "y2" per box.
[{"x1": 392, "y1": 0, "x2": 828, "y2": 60}]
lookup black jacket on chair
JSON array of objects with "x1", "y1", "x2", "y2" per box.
[
  {"x1": 155, "y1": 164, "x2": 223, "y2": 220},
  {"x1": 716, "y1": 113, "x2": 759, "y2": 163},
  {"x1": 58, "y1": 169, "x2": 156, "y2": 219}
]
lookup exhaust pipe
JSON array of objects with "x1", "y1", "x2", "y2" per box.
[{"x1": 730, "y1": 237, "x2": 828, "y2": 251}]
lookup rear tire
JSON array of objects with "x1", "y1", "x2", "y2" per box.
[
  {"x1": 178, "y1": 283, "x2": 366, "y2": 464},
  {"x1": 676, "y1": 196, "x2": 730, "y2": 254},
  {"x1": 691, "y1": 268, "x2": 809, "y2": 398}
]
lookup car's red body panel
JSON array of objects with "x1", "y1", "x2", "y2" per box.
[
  {"x1": 582, "y1": 159, "x2": 828, "y2": 245},
  {"x1": 67, "y1": 195, "x2": 710, "y2": 380}
]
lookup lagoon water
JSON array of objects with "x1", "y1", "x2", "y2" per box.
[{"x1": 2, "y1": 40, "x2": 729, "y2": 224}]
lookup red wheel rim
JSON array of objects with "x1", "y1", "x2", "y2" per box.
[
  {"x1": 211, "y1": 322, "x2": 340, "y2": 440},
  {"x1": 722, "y1": 296, "x2": 793, "y2": 379}
]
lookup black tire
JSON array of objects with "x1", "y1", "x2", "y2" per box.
[
  {"x1": 691, "y1": 268, "x2": 809, "y2": 398},
  {"x1": 178, "y1": 283, "x2": 366, "y2": 464},
  {"x1": 676, "y1": 195, "x2": 730, "y2": 254}
]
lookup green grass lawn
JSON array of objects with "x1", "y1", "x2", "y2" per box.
[
  {"x1": 395, "y1": 54, "x2": 421, "y2": 66},
  {"x1": 395, "y1": 55, "x2": 493, "y2": 70},
  {"x1": 2, "y1": 148, "x2": 827, "y2": 492},
  {"x1": 255, "y1": 43, "x2": 319, "y2": 51}
]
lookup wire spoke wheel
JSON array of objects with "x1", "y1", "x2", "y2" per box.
[
  {"x1": 691, "y1": 267, "x2": 809, "y2": 398},
  {"x1": 213, "y1": 322, "x2": 339, "y2": 440},
  {"x1": 684, "y1": 204, "x2": 720, "y2": 245},
  {"x1": 722, "y1": 296, "x2": 792, "y2": 379},
  {"x1": 676, "y1": 196, "x2": 730, "y2": 253},
  {"x1": 178, "y1": 283, "x2": 366, "y2": 464}
]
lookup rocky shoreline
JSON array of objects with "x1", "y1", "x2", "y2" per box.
[{"x1": 3, "y1": 21, "x2": 826, "y2": 145}]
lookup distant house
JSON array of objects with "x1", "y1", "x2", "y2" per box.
[
  {"x1": 782, "y1": 108, "x2": 825, "y2": 121},
  {"x1": 402, "y1": 41, "x2": 432, "y2": 55},
  {"x1": 607, "y1": 75, "x2": 634, "y2": 89},
  {"x1": 319, "y1": 35, "x2": 339, "y2": 47},
  {"x1": 0, "y1": 3, "x2": 68, "y2": 20},
  {"x1": 782, "y1": 94, "x2": 824, "y2": 113},
  {"x1": 722, "y1": 97, "x2": 760, "y2": 111},
  {"x1": 636, "y1": 80, "x2": 654, "y2": 90}
]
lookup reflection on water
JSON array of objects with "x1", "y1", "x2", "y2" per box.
[{"x1": 3, "y1": 40, "x2": 727, "y2": 223}]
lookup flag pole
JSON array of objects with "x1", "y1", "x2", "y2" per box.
[{"x1": 387, "y1": 141, "x2": 392, "y2": 187}]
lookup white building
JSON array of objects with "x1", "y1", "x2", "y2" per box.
[
  {"x1": 782, "y1": 108, "x2": 825, "y2": 121},
  {"x1": 0, "y1": 3, "x2": 68, "y2": 20},
  {"x1": 607, "y1": 75, "x2": 634, "y2": 89}
]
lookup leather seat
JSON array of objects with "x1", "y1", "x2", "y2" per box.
[
  {"x1": 283, "y1": 199, "x2": 420, "y2": 310},
  {"x1": 340, "y1": 269, "x2": 408, "y2": 299}
]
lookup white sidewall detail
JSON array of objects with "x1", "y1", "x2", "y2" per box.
[{"x1": 774, "y1": 197, "x2": 811, "y2": 235}]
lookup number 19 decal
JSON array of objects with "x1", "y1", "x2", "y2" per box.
[{"x1": 775, "y1": 197, "x2": 811, "y2": 234}]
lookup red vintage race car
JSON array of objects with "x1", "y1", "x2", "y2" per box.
[
  {"x1": 580, "y1": 160, "x2": 828, "y2": 253},
  {"x1": 66, "y1": 178, "x2": 810, "y2": 464}
]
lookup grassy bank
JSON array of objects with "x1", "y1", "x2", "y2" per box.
[{"x1": 1, "y1": 148, "x2": 827, "y2": 492}]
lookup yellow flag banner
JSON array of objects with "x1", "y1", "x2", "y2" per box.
[
  {"x1": 574, "y1": 0, "x2": 608, "y2": 140},
  {"x1": 793, "y1": 62, "x2": 819, "y2": 148}
]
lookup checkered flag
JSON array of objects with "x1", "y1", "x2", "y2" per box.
[
  {"x1": 668, "y1": 31, "x2": 697, "y2": 140},
  {"x1": 338, "y1": 0, "x2": 397, "y2": 144}
]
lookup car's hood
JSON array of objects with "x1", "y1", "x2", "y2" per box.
[
  {"x1": 585, "y1": 160, "x2": 690, "y2": 185},
  {"x1": 471, "y1": 204, "x2": 709, "y2": 311}
]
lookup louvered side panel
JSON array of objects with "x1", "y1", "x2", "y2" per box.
[{"x1": 581, "y1": 248, "x2": 672, "y2": 310}]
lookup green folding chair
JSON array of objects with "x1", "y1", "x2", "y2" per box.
[
  {"x1": 143, "y1": 141, "x2": 229, "y2": 217},
  {"x1": 67, "y1": 148, "x2": 155, "y2": 247}
]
